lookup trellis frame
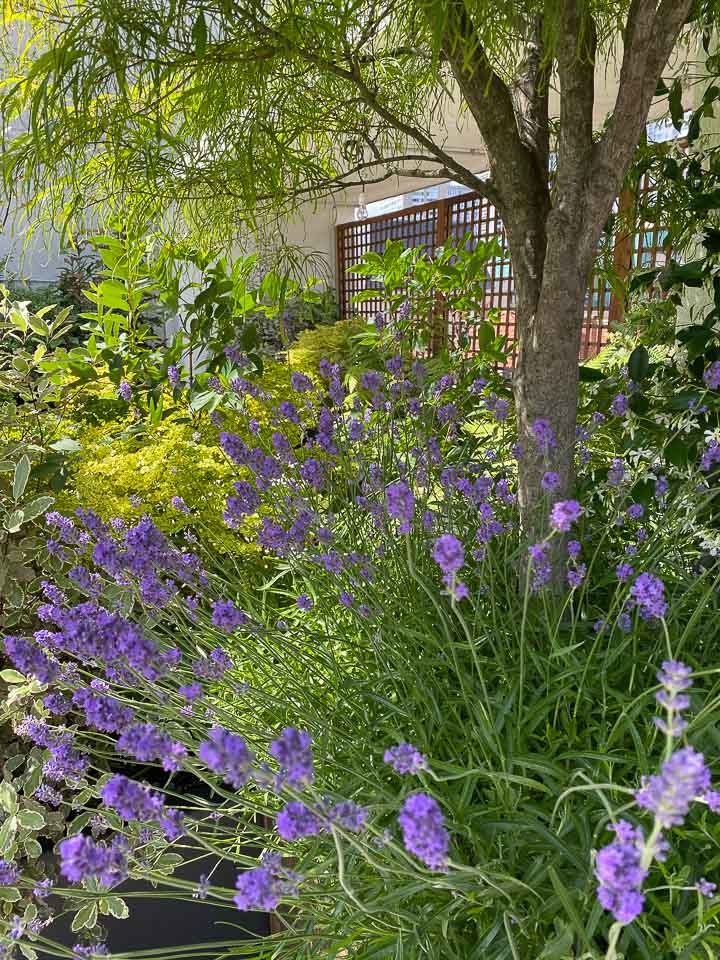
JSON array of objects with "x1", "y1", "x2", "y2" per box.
[{"x1": 335, "y1": 177, "x2": 669, "y2": 364}]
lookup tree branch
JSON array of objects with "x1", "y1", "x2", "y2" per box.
[
  {"x1": 439, "y1": 0, "x2": 549, "y2": 303},
  {"x1": 513, "y1": 15, "x2": 550, "y2": 180},
  {"x1": 584, "y1": 0, "x2": 693, "y2": 258},
  {"x1": 554, "y1": 0, "x2": 596, "y2": 214},
  {"x1": 238, "y1": 14, "x2": 500, "y2": 207}
]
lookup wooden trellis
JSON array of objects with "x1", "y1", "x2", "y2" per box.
[{"x1": 335, "y1": 176, "x2": 669, "y2": 365}]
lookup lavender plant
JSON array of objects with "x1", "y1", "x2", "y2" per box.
[{"x1": 1, "y1": 300, "x2": 720, "y2": 958}]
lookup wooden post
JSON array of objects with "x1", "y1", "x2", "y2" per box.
[
  {"x1": 335, "y1": 224, "x2": 346, "y2": 319},
  {"x1": 430, "y1": 197, "x2": 449, "y2": 355},
  {"x1": 608, "y1": 186, "x2": 636, "y2": 327}
]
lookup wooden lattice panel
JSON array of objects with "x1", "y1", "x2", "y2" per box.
[
  {"x1": 336, "y1": 182, "x2": 669, "y2": 365},
  {"x1": 335, "y1": 202, "x2": 439, "y2": 322}
]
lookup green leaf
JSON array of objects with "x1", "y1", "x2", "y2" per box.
[
  {"x1": 67, "y1": 811, "x2": 95, "y2": 835},
  {"x1": 192, "y1": 11, "x2": 208, "y2": 58},
  {"x1": 660, "y1": 259, "x2": 705, "y2": 290},
  {"x1": 23, "y1": 837, "x2": 42, "y2": 860},
  {"x1": 5, "y1": 510, "x2": 25, "y2": 533},
  {"x1": 48, "y1": 438, "x2": 81, "y2": 454},
  {"x1": 476, "y1": 321, "x2": 495, "y2": 351},
  {"x1": 26, "y1": 313, "x2": 50, "y2": 338},
  {"x1": 628, "y1": 268, "x2": 661, "y2": 294},
  {"x1": 669, "y1": 78, "x2": 684, "y2": 131},
  {"x1": 105, "y1": 896, "x2": 129, "y2": 919},
  {"x1": 19, "y1": 944, "x2": 38, "y2": 960},
  {"x1": 71, "y1": 901, "x2": 98, "y2": 932},
  {"x1": 0, "y1": 887, "x2": 21, "y2": 902},
  {"x1": 628, "y1": 345, "x2": 649, "y2": 382},
  {"x1": 0, "y1": 815, "x2": 18, "y2": 854},
  {"x1": 21, "y1": 496, "x2": 55, "y2": 522},
  {"x1": 0, "y1": 783, "x2": 18, "y2": 814},
  {"x1": 17, "y1": 809, "x2": 44, "y2": 830},
  {"x1": 578, "y1": 365, "x2": 606, "y2": 383},
  {"x1": 13, "y1": 456, "x2": 30, "y2": 501},
  {"x1": 665, "y1": 435, "x2": 693, "y2": 468},
  {"x1": 0, "y1": 670, "x2": 26, "y2": 685}
]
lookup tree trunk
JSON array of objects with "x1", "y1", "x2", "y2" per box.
[{"x1": 513, "y1": 250, "x2": 588, "y2": 541}]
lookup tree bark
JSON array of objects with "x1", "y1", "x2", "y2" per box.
[{"x1": 514, "y1": 256, "x2": 587, "y2": 538}]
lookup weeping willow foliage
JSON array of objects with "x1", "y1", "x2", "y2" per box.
[{"x1": 0, "y1": 0, "x2": 680, "y2": 245}]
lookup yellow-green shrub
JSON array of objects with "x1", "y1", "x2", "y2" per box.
[
  {"x1": 287, "y1": 318, "x2": 364, "y2": 373},
  {"x1": 56, "y1": 360, "x2": 307, "y2": 559}
]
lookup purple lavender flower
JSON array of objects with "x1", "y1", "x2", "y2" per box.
[
  {"x1": 616, "y1": 562, "x2": 634, "y2": 582},
  {"x1": 437, "y1": 402, "x2": 458, "y2": 424},
  {"x1": 118, "y1": 380, "x2": 132, "y2": 402},
  {"x1": 72, "y1": 944, "x2": 109, "y2": 958},
  {"x1": 657, "y1": 660, "x2": 692, "y2": 695},
  {"x1": 234, "y1": 865, "x2": 289, "y2": 911},
  {"x1": 44, "y1": 740, "x2": 89, "y2": 784},
  {"x1": 627, "y1": 502, "x2": 644, "y2": 520},
  {"x1": 432, "y1": 535, "x2": 464, "y2": 576},
  {"x1": 319, "y1": 358, "x2": 340, "y2": 380},
  {"x1": 700, "y1": 439, "x2": 720, "y2": 472},
  {"x1": 608, "y1": 458, "x2": 627, "y2": 486},
  {"x1": 101, "y1": 774, "x2": 183, "y2": 840},
  {"x1": 550, "y1": 499, "x2": 583, "y2": 532},
  {"x1": 386, "y1": 481, "x2": 415, "y2": 534},
  {"x1": 296, "y1": 594, "x2": 313, "y2": 612},
  {"x1": 211, "y1": 599, "x2": 249, "y2": 633},
  {"x1": 0, "y1": 860, "x2": 20, "y2": 885},
  {"x1": 532, "y1": 418, "x2": 557, "y2": 453},
  {"x1": 385, "y1": 354, "x2": 403, "y2": 376},
  {"x1": 170, "y1": 496, "x2": 190, "y2": 514},
  {"x1": 3, "y1": 636, "x2": 58, "y2": 684},
  {"x1": 43, "y1": 691, "x2": 71, "y2": 715},
  {"x1": 611, "y1": 393, "x2": 628, "y2": 416},
  {"x1": 636, "y1": 746, "x2": 711, "y2": 827},
  {"x1": 199, "y1": 726, "x2": 254, "y2": 789},
  {"x1": 490, "y1": 397, "x2": 509, "y2": 422},
  {"x1": 324, "y1": 800, "x2": 366, "y2": 833},
  {"x1": 168, "y1": 365, "x2": 181, "y2": 388},
  {"x1": 58, "y1": 834, "x2": 128, "y2": 886},
  {"x1": 595, "y1": 820, "x2": 647, "y2": 924},
  {"x1": 384, "y1": 743, "x2": 428, "y2": 775},
  {"x1": 290, "y1": 372, "x2": 314, "y2": 393},
  {"x1": 73, "y1": 689, "x2": 134, "y2": 733},
  {"x1": 299, "y1": 457, "x2": 325, "y2": 490},
  {"x1": 338, "y1": 591, "x2": 354, "y2": 607},
  {"x1": 179, "y1": 682, "x2": 203, "y2": 701},
  {"x1": 567, "y1": 564, "x2": 586, "y2": 588},
  {"x1": 629, "y1": 573, "x2": 667, "y2": 620},
  {"x1": 193, "y1": 647, "x2": 233, "y2": 680},
  {"x1": 398, "y1": 793, "x2": 449, "y2": 872},
  {"x1": 360, "y1": 370, "x2": 384, "y2": 393},
  {"x1": 567, "y1": 540, "x2": 581, "y2": 559},
  {"x1": 117, "y1": 723, "x2": 186, "y2": 771},
  {"x1": 276, "y1": 802, "x2": 323, "y2": 840},
  {"x1": 528, "y1": 542, "x2": 552, "y2": 592},
  {"x1": 270, "y1": 728, "x2": 314, "y2": 788},
  {"x1": 697, "y1": 878, "x2": 717, "y2": 897},
  {"x1": 541, "y1": 471, "x2": 559, "y2": 492},
  {"x1": 35, "y1": 783, "x2": 63, "y2": 806},
  {"x1": 224, "y1": 480, "x2": 262, "y2": 527},
  {"x1": 703, "y1": 361, "x2": 720, "y2": 390}
]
